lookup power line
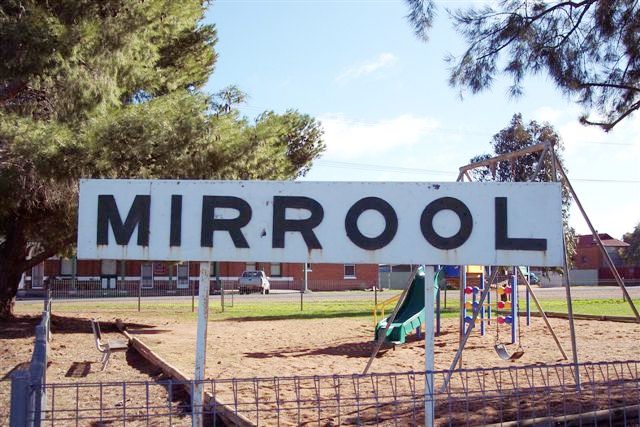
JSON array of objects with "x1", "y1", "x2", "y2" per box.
[
  {"x1": 571, "y1": 178, "x2": 640, "y2": 184},
  {"x1": 240, "y1": 105, "x2": 638, "y2": 147},
  {"x1": 315, "y1": 160, "x2": 640, "y2": 183},
  {"x1": 318, "y1": 160, "x2": 454, "y2": 175}
]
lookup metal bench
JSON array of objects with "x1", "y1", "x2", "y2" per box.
[{"x1": 90, "y1": 319, "x2": 128, "y2": 371}]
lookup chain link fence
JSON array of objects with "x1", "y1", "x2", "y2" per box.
[
  {"x1": 19, "y1": 360, "x2": 640, "y2": 426},
  {"x1": 15, "y1": 278, "x2": 390, "y2": 318},
  {"x1": 39, "y1": 278, "x2": 376, "y2": 298}
]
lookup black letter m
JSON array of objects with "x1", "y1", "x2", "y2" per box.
[{"x1": 97, "y1": 195, "x2": 150, "y2": 246}]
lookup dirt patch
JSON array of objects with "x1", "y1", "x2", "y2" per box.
[
  {"x1": 0, "y1": 314, "x2": 191, "y2": 426},
  {"x1": 121, "y1": 315, "x2": 640, "y2": 425},
  {"x1": 127, "y1": 316, "x2": 640, "y2": 378},
  {"x1": 5, "y1": 306, "x2": 640, "y2": 425}
]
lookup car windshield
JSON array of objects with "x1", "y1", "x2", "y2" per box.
[{"x1": 243, "y1": 271, "x2": 260, "y2": 277}]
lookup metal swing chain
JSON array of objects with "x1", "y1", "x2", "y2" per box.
[
  {"x1": 494, "y1": 268, "x2": 501, "y2": 345},
  {"x1": 516, "y1": 281, "x2": 524, "y2": 352}
]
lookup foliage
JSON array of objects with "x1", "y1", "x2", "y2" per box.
[
  {"x1": 621, "y1": 223, "x2": 640, "y2": 265},
  {"x1": 0, "y1": 0, "x2": 324, "y2": 319},
  {"x1": 403, "y1": 0, "x2": 640, "y2": 131},
  {"x1": 211, "y1": 85, "x2": 248, "y2": 114},
  {"x1": 469, "y1": 114, "x2": 575, "y2": 267}
]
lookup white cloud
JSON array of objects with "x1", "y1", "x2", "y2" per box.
[
  {"x1": 335, "y1": 53, "x2": 398, "y2": 83},
  {"x1": 558, "y1": 121, "x2": 607, "y2": 153},
  {"x1": 318, "y1": 114, "x2": 439, "y2": 161},
  {"x1": 547, "y1": 109, "x2": 640, "y2": 238},
  {"x1": 531, "y1": 106, "x2": 565, "y2": 123}
]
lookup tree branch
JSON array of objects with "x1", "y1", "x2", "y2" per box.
[
  {"x1": 23, "y1": 235, "x2": 76, "y2": 272},
  {"x1": 578, "y1": 82, "x2": 640, "y2": 92},
  {"x1": 581, "y1": 100, "x2": 640, "y2": 131},
  {"x1": 548, "y1": 1, "x2": 592, "y2": 49}
]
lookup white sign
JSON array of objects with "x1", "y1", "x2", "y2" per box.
[{"x1": 77, "y1": 179, "x2": 564, "y2": 266}]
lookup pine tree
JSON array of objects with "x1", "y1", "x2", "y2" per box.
[
  {"x1": 0, "y1": 1, "x2": 324, "y2": 319},
  {"x1": 403, "y1": 0, "x2": 640, "y2": 131}
]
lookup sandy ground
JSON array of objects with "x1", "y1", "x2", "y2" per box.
[
  {"x1": 114, "y1": 315, "x2": 640, "y2": 425},
  {"x1": 0, "y1": 315, "x2": 191, "y2": 426},
  {"x1": 124, "y1": 315, "x2": 640, "y2": 379},
  {"x1": 3, "y1": 306, "x2": 640, "y2": 425}
]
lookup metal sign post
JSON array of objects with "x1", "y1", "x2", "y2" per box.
[
  {"x1": 192, "y1": 261, "x2": 210, "y2": 427},
  {"x1": 423, "y1": 265, "x2": 435, "y2": 427}
]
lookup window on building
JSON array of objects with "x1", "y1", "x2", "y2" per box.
[
  {"x1": 177, "y1": 263, "x2": 189, "y2": 289},
  {"x1": 60, "y1": 259, "x2": 74, "y2": 276},
  {"x1": 305, "y1": 263, "x2": 313, "y2": 272},
  {"x1": 270, "y1": 263, "x2": 281, "y2": 277},
  {"x1": 101, "y1": 260, "x2": 117, "y2": 276},
  {"x1": 141, "y1": 263, "x2": 154, "y2": 289},
  {"x1": 31, "y1": 263, "x2": 44, "y2": 289},
  {"x1": 344, "y1": 264, "x2": 356, "y2": 278},
  {"x1": 246, "y1": 262, "x2": 256, "y2": 271}
]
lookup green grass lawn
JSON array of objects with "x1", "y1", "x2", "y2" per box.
[
  {"x1": 17, "y1": 294, "x2": 640, "y2": 323},
  {"x1": 18, "y1": 296, "x2": 382, "y2": 322},
  {"x1": 537, "y1": 298, "x2": 640, "y2": 317}
]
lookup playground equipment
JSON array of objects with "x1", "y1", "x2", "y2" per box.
[
  {"x1": 372, "y1": 293, "x2": 401, "y2": 326},
  {"x1": 460, "y1": 266, "x2": 532, "y2": 346},
  {"x1": 375, "y1": 264, "x2": 533, "y2": 360},
  {"x1": 373, "y1": 264, "x2": 535, "y2": 357},
  {"x1": 492, "y1": 268, "x2": 526, "y2": 360},
  {"x1": 437, "y1": 140, "x2": 640, "y2": 393},
  {"x1": 373, "y1": 266, "x2": 441, "y2": 345}
]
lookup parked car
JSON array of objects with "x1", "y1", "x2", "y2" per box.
[
  {"x1": 238, "y1": 270, "x2": 271, "y2": 294},
  {"x1": 519, "y1": 267, "x2": 541, "y2": 285},
  {"x1": 528, "y1": 271, "x2": 541, "y2": 285}
]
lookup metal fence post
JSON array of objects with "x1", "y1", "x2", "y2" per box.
[
  {"x1": 10, "y1": 369, "x2": 32, "y2": 427},
  {"x1": 43, "y1": 280, "x2": 49, "y2": 313},
  {"x1": 300, "y1": 280, "x2": 304, "y2": 311},
  {"x1": 374, "y1": 286, "x2": 378, "y2": 309},
  {"x1": 215, "y1": 262, "x2": 223, "y2": 313}
]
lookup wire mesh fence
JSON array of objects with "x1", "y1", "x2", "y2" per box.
[
  {"x1": 9, "y1": 296, "x2": 51, "y2": 427},
  {"x1": 34, "y1": 360, "x2": 640, "y2": 426},
  {"x1": 40, "y1": 278, "x2": 377, "y2": 299},
  {"x1": 15, "y1": 278, "x2": 393, "y2": 318}
]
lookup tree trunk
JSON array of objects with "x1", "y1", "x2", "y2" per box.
[
  {"x1": 0, "y1": 258, "x2": 25, "y2": 320},
  {"x1": 0, "y1": 225, "x2": 29, "y2": 321}
]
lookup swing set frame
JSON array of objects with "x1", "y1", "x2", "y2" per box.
[{"x1": 440, "y1": 141, "x2": 640, "y2": 392}]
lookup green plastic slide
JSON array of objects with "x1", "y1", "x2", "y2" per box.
[{"x1": 375, "y1": 267, "x2": 441, "y2": 345}]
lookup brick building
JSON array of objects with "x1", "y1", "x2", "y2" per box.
[
  {"x1": 572, "y1": 233, "x2": 628, "y2": 269},
  {"x1": 22, "y1": 258, "x2": 379, "y2": 295},
  {"x1": 571, "y1": 233, "x2": 640, "y2": 285}
]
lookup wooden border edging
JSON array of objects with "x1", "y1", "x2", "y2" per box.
[
  {"x1": 115, "y1": 319, "x2": 254, "y2": 427},
  {"x1": 521, "y1": 311, "x2": 639, "y2": 323},
  {"x1": 485, "y1": 403, "x2": 640, "y2": 426}
]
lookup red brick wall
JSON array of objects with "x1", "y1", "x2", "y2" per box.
[
  {"x1": 44, "y1": 259, "x2": 58, "y2": 276},
  {"x1": 44, "y1": 259, "x2": 378, "y2": 286},
  {"x1": 573, "y1": 246, "x2": 602, "y2": 269}
]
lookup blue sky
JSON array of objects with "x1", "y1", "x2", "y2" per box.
[{"x1": 204, "y1": 1, "x2": 640, "y2": 240}]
